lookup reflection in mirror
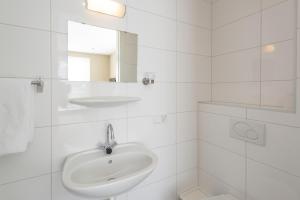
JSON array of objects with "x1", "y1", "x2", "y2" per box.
[{"x1": 68, "y1": 21, "x2": 138, "y2": 82}]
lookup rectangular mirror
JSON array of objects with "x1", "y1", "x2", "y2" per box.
[{"x1": 68, "y1": 21, "x2": 138, "y2": 83}]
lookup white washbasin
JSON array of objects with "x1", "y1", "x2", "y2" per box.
[{"x1": 62, "y1": 143, "x2": 158, "y2": 199}]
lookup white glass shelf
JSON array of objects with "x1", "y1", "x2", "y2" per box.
[{"x1": 69, "y1": 96, "x2": 141, "y2": 107}]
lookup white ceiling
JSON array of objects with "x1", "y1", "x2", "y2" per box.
[{"x1": 68, "y1": 21, "x2": 117, "y2": 55}]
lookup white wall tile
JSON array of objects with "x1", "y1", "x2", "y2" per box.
[
  {"x1": 177, "y1": 112, "x2": 198, "y2": 143},
  {"x1": 0, "y1": 0, "x2": 50, "y2": 30},
  {"x1": 177, "y1": 83, "x2": 209, "y2": 112},
  {"x1": 261, "y1": 80, "x2": 296, "y2": 111},
  {"x1": 0, "y1": 128, "x2": 51, "y2": 185},
  {"x1": 177, "y1": 140, "x2": 198, "y2": 173},
  {"x1": 128, "y1": 115, "x2": 176, "y2": 149},
  {"x1": 298, "y1": 30, "x2": 300, "y2": 78},
  {"x1": 0, "y1": 175, "x2": 51, "y2": 200},
  {"x1": 177, "y1": 53, "x2": 211, "y2": 83},
  {"x1": 262, "y1": 40, "x2": 296, "y2": 81},
  {"x1": 0, "y1": 24, "x2": 50, "y2": 78},
  {"x1": 199, "y1": 84, "x2": 212, "y2": 102},
  {"x1": 198, "y1": 141, "x2": 245, "y2": 191},
  {"x1": 212, "y1": 48, "x2": 260, "y2": 82},
  {"x1": 177, "y1": 22, "x2": 211, "y2": 55},
  {"x1": 51, "y1": 0, "x2": 126, "y2": 33},
  {"x1": 198, "y1": 169, "x2": 245, "y2": 199},
  {"x1": 212, "y1": 82, "x2": 260, "y2": 105},
  {"x1": 127, "y1": 83, "x2": 176, "y2": 117},
  {"x1": 213, "y1": 0, "x2": 260, "y2": 28},
  {"x1": 198, "y1": 102, "x2": 247, "y2": 118},
  {"x1": 127, "y1": 8, "x2": 176, "y2": 51},
  {"x1": 177, "y1": 0, "x2": 211, "y2": 28},
  {"x1": 52, "y1": 119, "x2": 127, "y2": 172},
  {"x1": 127, "y1": 0, "x2": 177, "y2": 19},
  {"x1": 128, "y1": 176, "x2": 177, "y2": 200},
  {"x1": 198, "y1": 112, "x2": 246, "y2": 155},
  {"x1": 262, "y1": 0, "x2": 296, "y2": 44},
  {"x1": 298, "y1": 0, "x2": 300, "y2": 28},
  {"x1": 52, "y1": 33, "x2": 68, "y2": 80},
  {"x1": 263, "y1": 0, "x2": 287, "y2": 9},
  {"x1": 247, "y1": 106, "x2": 300, "y2": 128},
  {"x1": 247, "y1": 123, "x2": 300, "y2": 177},
  {"x1": 213, "y1": 14, "x2": 260, "y2": 55},
  {"x1": 247, "y1": 159, "x2": 300, "y2": 200},
  {"x1": 296, "y1": 79, "x2": 300, "y2": 113},
  {"x1": 138, "y1": 47, "x2": 176, "y2": 83},
  {"x1": 177, "y1": 168, "x2": 198, "y2": 194}
]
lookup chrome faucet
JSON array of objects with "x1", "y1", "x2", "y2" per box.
[{"x1": 99, "y1": 123, "x2": 117, "y2": 155}]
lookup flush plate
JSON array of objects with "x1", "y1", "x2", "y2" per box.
[{"x1": 230, "y1": 119, "x2": 266, "y2": 146}]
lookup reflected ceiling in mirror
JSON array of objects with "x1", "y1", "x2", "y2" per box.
[{"x1": 68, "y1": 21, "x2": 138, "y2": 83}]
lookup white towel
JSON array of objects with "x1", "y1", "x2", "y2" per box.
[{"x1": 0, "y1": 79, "x2": 34, "y2": 156}]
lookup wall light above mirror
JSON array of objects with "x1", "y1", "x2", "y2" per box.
[
  {"x1": 86, "y1": 0, "x2": 126, "y2": 18},
  {"x1": 68, "y1": 21, "x2": 138, "y2": 83}
]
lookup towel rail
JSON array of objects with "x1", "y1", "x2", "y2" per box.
[{"x1": 31, "y1": 79, "x2": 44, "y2": 93}]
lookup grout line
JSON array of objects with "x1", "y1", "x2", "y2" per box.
[
  {"x1": 139, "y1": 44, "x2": 211, "y2": 57},
  {"x1": 210, "y1": 0, "x2": 213, "y2": 102},
  {"x1": 196, "y1": 110, "x2": 200, "y2": 187},
  {"x1": 0, "y1": 77, "x2": 52, "y2": 80},
  {"x1": 199, "y1": 139, "x2": 246, "y2": 157},
  {"x1": 0, "y1": 22, "x2": 51, "y2": 32},
  {"x1": 49, "y1": 0, "x2": 54, "y2": 199},
  {"x1": 199, "y1": 101, "x2": 294, "y2": 114},
  {"x1": 213, "y1": 11, "x2": 261, "y2": 31},
  {"x1": 0, "y1": 173, "x2": 52, "y2": 187},
  {"x1": 246, "y1": 156, "x2": 300, "y2": 179},
  {"x1": 126, "y1": 5, "x2": 211, "y2": 31},
  {"x1": 200, "y1": 138, "x2": 300, "y2": 187},
  {"x1": 177, "y1": 167, "x2": 199, "y2": 176},
  {"x1": 212, "y1": 0, "x2": 288, "y2": 31},
  {"x1": 199, "y1": 108, "x2": 300, "y2": 129},
  {"x1": 294, "y1": 0, "x2": 298, "y2": 111},
  {"x1": 198, "y1": 110, "x2": 246, "y2": 119},
  {"x1": 245, "y1": 142, "x2": 248, "y2": 200},
  {"x1": 175, "y1": 0, "x2": 179, "y2": 194},
  {"x1": 130, "y1": 174, "x2": 177, "y2": 192},
  {"x1": 245, "y1": 93, "x2": 249, "y2": 200},
  {"x1": 212, "y1": 38, "x2": 294, "y2": 57},
  {"x1": 259, "y1": 0, "x2": 263, "y2": 108},
  {"x1": 125, "y1": 0, "x2": 130, "y2": 157},
  {"x1": 53, "y1": 112, "x2": 204, "y2": 128},
  {"x1": 211, "y1": 79, "x2": 298, "y2": 84}
]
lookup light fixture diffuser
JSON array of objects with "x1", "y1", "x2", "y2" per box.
[{"x1": 86, "y1": 0, "x2": 126, "y2": 18}]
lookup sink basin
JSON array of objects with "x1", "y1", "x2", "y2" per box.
[{"x1": 62, "y1": 143, "x2": 158, "y2": 199}]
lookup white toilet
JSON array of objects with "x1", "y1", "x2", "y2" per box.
[{"x1": 179, "y1": 188, "x2": 239, "y2": 200}]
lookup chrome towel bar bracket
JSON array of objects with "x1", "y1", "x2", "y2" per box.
[{"x1": 31, "y1": 79, "x2": 44, "y2": 93}]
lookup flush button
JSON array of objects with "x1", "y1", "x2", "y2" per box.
[{"x1": 230, "y1": 120, "x2": 265, "y2": 146}]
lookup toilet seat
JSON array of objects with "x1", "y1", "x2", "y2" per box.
[
  {"x1": 205, "y1": 194, "x2": 239, "y2": 200},
  {"x1": 179, "y1": 188, "x2": 207, "y2": 200},
  {"x1": 179, "y1": 187, "x2": 239, "y2": 200}
]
